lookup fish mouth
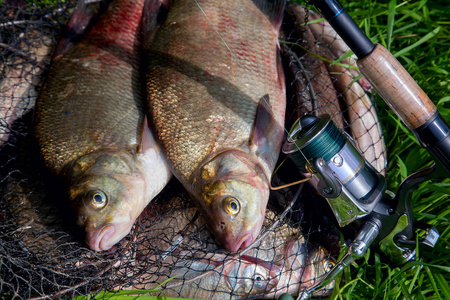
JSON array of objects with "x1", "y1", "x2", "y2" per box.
[
  {"x1": 224, "y1": 233, "x2": 254, "y2": 252},
  {"x1": 221, "y1": 216, "x2": 265, "y2": 252},
  {"x1": 86, "y1": 224, "x2": 116, "y2": 251}
]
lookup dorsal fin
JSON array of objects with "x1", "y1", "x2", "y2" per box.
[{"x1": 252, "y1": 0, "x2": 286, "y2": 29}]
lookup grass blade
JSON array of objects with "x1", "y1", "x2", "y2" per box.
[
  {"x1": 434, "y1": 271, "x2": 450, "y2": 300},
  {"x1": 386, "y1": 0, "x2": 397, "y2": 50},
  {"x1": 424, "y1": 266, "x2": 442, "y2": 300},
  {"x1": 394, "y1": 26, "x2": 441, "y2": 57}
]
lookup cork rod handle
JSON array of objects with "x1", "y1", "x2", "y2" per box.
[{"x1": 358, "y1": 44, "x2": 437, "y2": 130}]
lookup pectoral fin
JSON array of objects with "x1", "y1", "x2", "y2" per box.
[
  {"x1": 249, "y1": 95, "x2": 284, "y2": 172},
  {"x1": 54, "y1": 0, "x2": 108, "y2": 57},
  {"x1": 250, "y1": 95, "x2": 282, "y2": 147},
  {"x1": 143, "y1": 0, "x2": 173, "y2": 47},
  {"x1": 137, "y1": 116, "x2": 154, "y2": 154}
]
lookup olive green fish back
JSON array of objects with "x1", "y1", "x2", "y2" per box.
[
  {"x1": 34, "y1": 0, "x2": 145, "y2": 174},
  {"x1": 145, "y1": 0, "x2": 286, "y2": 182}
]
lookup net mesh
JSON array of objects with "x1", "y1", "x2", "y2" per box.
[{"x1": 0, "y1": 1, "x2": 385, "y2": 299}]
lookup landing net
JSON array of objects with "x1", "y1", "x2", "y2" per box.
[{"x1": 0, "y1": 1, "x2": 385, "y2": 299}]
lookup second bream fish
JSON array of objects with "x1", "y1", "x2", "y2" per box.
[
  {"x1": 33, "y1": 0, "x2": 171, "y2": 251},
  {"x1": 144, "y1": 0, "x2": 287, "y2": 252},
  {"x1": 116, "y1": 187, "x2": 336, "y2": 299}
]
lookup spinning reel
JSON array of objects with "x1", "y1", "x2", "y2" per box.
[
  {"x1": 282, "y1": 114, "x2": 441, "y2": 298},
  {"x1": 283, "y1": 115, "x2": 385, "y2": 227}
]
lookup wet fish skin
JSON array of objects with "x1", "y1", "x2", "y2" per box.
[
  {"x1": 193, "y1": 253, "x2": 282, "y2": 297},
  {"x1": 282, "y1": 240, "x2": 336, "y2": 297},
  {"x1": 33, "y1": 0, "x2": 171, "y2": 251},
  {"x1": 67, "y1": 148, "x2": 159, "y2": 251},
  {"x1": 144, "y1": 0, "x2": 286, "y2": 252},
  {"x1": 309, "y1": 247, "x2": 336, "y2": 297},
  {"x1": 180, "y1": 244, "x2": 334, "y2": 298}
]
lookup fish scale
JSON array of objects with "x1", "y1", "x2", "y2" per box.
[
  {"x1": 34, "y1": 1, "x2": 144, "y2": 173},
  {"x1": 146, "y1": 0, "x2": 284, "y2": 180},
  {"x1": 127, "y1": 195, "x2": 335, "y2": 298},
  {"x1": 35, "y1": 49, "x2": 142, "y2": 172}
]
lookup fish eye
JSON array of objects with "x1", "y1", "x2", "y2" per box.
[
  {"x1": 323, "y1": 258, "x2": 335, "y2": 272},
  {"x1": 222, "y1": 197, "x2": 240, "y2": 215},
  {"x1": 253, "y1": 273, "x2": 266, "y2": 287},
  {"x1": 88, "y1": 190, "x2": 107, "y2": 209},
  {"x1": 254, "y1": 273, "x2": 265, "y2": 281}
]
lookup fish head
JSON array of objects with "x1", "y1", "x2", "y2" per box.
[
  {"x1": 67, "y1": 150, "x2": 147, "y2": 251},
  {"x1": 301, "y1": 245, "x2": 336, "y2": 296},
  {"x1": 265, "y1": 240, "x2": 335, "y2": 298},
  {"x1": 224, "y1": 256, "x2": 281, "y2": 296},
  {"x1": 194, "y1": 150, "x2": 269, "y2": 252}
]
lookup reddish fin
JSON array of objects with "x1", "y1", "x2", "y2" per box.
[
  {"x1": 250, "y1": 95, "x2": 280, "y2": 148},
  {"x1": 54, "y1": 0, "x2": 109, "y2": 57},
  {"x1": 137, "y1": 116, "x2": 150, "y2": 154},
  {"x1": 143, "y1": 0, "x2": 173, "y2": 46},
  {"x1": 252, "y1": 0, "x2": 286, "y2": 29},
  {"x1": 276, "y1": 48, "x2": 286, "y2": 93}
]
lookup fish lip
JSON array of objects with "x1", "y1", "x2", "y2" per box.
[
  {"x1": 224, "y1": 232, "x2": 254, "y2": 252},
  {"x1": 222, "y1": 215, "x2": 265, "y2": 252},
  {"x1": 238, "y1": 233, "x2": 254, "y2": 250},
  {"x1": 86, "y1": 224, "x2": 116, "y2": 251}
]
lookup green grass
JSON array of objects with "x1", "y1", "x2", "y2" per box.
[
  {"x1": 320, "y1": 0, "x2": 450, "y2": 299},
  {"x1": 71, "y1": 277, "x2": 196, "y2": 300}
]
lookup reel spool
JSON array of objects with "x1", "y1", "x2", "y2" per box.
[{"x1": 283, "y1": 115, "x2": 386, "y2": 226}]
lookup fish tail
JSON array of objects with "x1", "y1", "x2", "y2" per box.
[{"x1": 252, "y1": 0, "x2": 286, "y2": 29}]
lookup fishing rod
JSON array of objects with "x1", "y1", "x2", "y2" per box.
[{"x1": 279, "y1": 0, "x2": 449, "y2": 298}]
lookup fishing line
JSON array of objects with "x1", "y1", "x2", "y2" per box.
[{"x1": 192, "y1": 0, "x2": 313, "y2": 171}]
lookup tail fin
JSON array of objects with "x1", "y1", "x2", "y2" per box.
[{"x1": 252, "y1": 0, "x2": 286, "y2": 29}]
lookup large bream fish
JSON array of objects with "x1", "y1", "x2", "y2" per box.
[
  {"x1": 33, "y1": 0, "x2": 171, "y2": 251},
  {"x1": 144, "y1": 0, "x2": 286, "y2": 252}
]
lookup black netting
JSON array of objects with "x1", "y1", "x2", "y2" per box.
[{"x1": 1, "y1": 1, "x2": 385, "y2": 299}]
